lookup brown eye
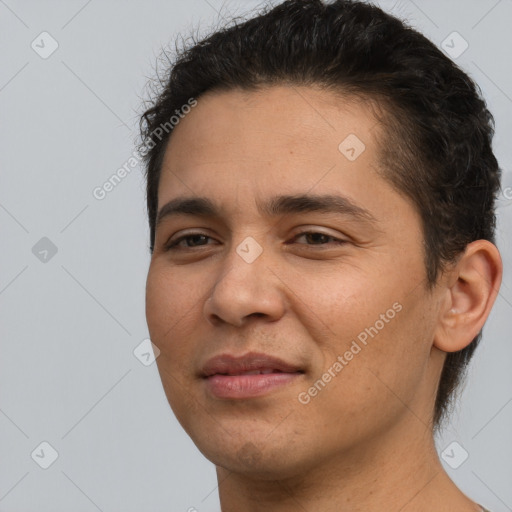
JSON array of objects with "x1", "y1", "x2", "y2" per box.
[
  {"x1": 165, "y1": 233, "x2": 216, "y2": 251},
  {"x1": 292, "y1": 231, "x2": 347, "y2": 246}
]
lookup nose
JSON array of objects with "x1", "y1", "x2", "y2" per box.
[{"x1": 204, "y1": 240, "x2": 286, "y2": 327}]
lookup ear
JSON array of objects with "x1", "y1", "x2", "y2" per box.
[{"x1": 434, "y1": 240, "x2": 502, "y2": 353}]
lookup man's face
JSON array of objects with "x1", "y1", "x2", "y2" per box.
[{"x1": 145, "y1": 86, "x2": 445, "y2": 478}]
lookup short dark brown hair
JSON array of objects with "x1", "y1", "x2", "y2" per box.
[{"x1": 139, "y1": 0, "x2": 501, "y2": 429}]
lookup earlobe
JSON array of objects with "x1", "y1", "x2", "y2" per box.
[{"x1": 433, "y1": 240, "x2": 502, "y2": 353}]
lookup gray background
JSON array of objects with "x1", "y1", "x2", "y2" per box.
[{"x1": 1, "y1": 0, "x2": 511, "y2": 510}]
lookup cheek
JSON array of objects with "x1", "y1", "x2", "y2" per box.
[
  {"x1": 300, "y1": 265, "x2": 431, "y2": 385},
  {"x1": 145, "y1": 269, "x2": 170, "y2": 340},
  {"x1": 145, "y1": 265, "x2": 197, "y2": 364},
  {"x1": 293, "y1": 268, "x2": 393, "y2": 351},
  {"x1": 146, "y1": 264, "x2": 198, "y2": 329},
  {"x1": 323, "y1": 288, "x2": 435, "y2": 420},
  {"x1": 146, "y1": 266, "x2": 203, "y2": 414}
]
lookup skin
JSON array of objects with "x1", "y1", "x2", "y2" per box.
[{"x1": 145, "y1": 85, "x2": 502, "y2": 511}]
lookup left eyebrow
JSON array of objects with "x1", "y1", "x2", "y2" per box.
[
  {"x1": 155, "y1": 193, "x2": 378, "y2": 228},
  {"x1": 258, "y1": 193, "x2": 377, "y2": 224}
]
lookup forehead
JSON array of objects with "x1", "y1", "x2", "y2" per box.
[
  {"x1": 161, "y1": 86, "x2": 376, "y2": 174},
  {"x1": 164, "y1": 85, "x2": 381, "y2": 162},
  {"x1": 156, "y1": 85, "x2": 412, "y2": 228}
]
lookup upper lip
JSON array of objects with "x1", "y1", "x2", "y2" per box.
[{"x1": 201, "y1": 352, "x2": 304, "y2": 377}]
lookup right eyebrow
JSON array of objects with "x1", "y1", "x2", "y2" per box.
[{"x1": 155, "y1": 197, "x2": 218, "y2": 228}]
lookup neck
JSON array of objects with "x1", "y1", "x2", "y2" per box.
[{"x1": 216, "y1": 416, "x2": 480, "y2": 512}]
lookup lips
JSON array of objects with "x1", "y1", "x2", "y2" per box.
[
  {"x1": 201, "y1": 352, "x2": 303, "y2": 377},
  {"x1": 201, "y1": 352, "x2": 304, "y2": 399}
]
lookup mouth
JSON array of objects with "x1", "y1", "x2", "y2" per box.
[{"x1": 201, "y1": 352, "x2": 304, "y2": 399}]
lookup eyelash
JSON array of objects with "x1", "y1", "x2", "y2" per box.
[{"x1": 163, "y1": 231, "x2": 347, "y2": 251}]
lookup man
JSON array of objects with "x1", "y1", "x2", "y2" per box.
[{"x1": 140, "y1": 0, "x2": 502, "y2": 510}]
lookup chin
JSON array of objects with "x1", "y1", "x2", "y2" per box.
[{"x1": 189, "y1": 427, "x2": 314, "y2": 480}]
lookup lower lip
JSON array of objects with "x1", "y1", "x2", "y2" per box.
[{"x1": 204, "y1": 373, "x2": 302, "y2": 399}]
